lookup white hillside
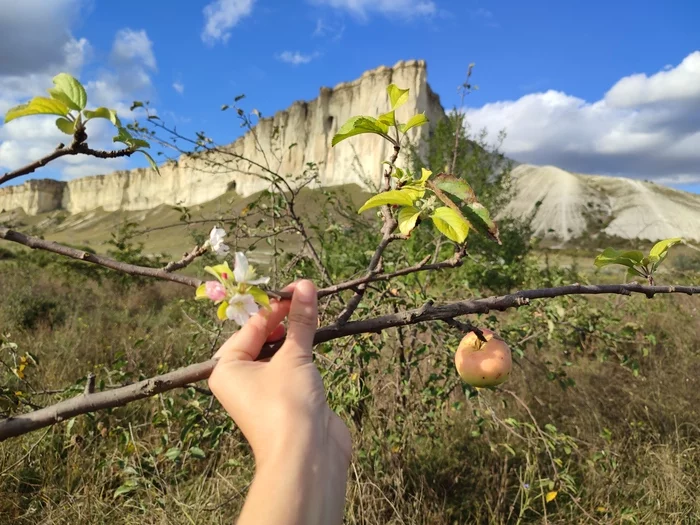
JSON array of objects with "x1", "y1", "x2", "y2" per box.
[{"x1": 507, "y1": 164, "x2": 700, "y2": 243}]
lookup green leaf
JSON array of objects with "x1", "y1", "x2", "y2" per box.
[
  {"x1": 4, "y1": 97, "x2": 69, "y2": 123},
  {"x1": 462, "y1": 203, "x2": 501, "y2": 244},
  {"x1": 594, "y1": 248, "x2": 646, "y2": 270},
  {"x1": 648, "y1": 237, "x2": 684, "y2": 271},
  {"x1": 400, "y1": 184, "x2": 426, "y2": 201},
  {"x1": 131, "y1": 138, "x2": 151, "y2": 150},
  {"x1": 332, "y1": 116, "x2": 391, "y2": 146},
  {"x1": 137, "y1": 150, "x2": 160, "y2": 175},
  {"x1": 113, "y1": 126, "x2": 135, "y2": 146},
  {"x1": 431, "y1": 207, "x2": 469, "y2": 243},
  {"x1": 165, "y1": 447, "x2": 181, "y2": 461},
  {"x1": 248, "y1": 286, "x2": 270, "y2": 309},
  {"x1": 378, "y1": 110, "x2": 396, "y2": 127},
  {"x1": 51, "y1": 73, "x2": 88, "y2": 111},
  {"x1": 399, "y1": 113, "x2": 429, "y2": 133},
  {"x1": 432, "y1": 173, "x2": 477, "y2": 204},
  {"x1": 113, "y1": 480, "x2": 139, "y2": 498},
  {"x1": 650, "y1": 237, "x2": 683, "y2": 259},
  {"x1": 398, "y1": 206, "x2": 421, "y2": 235},
  {"x1": 358, "y1": 189, "x2": 418, "y2": 213},
  {"x1": 387, "y1": 84, "x2": 409, "y2": 110},
  {"x1": 627, "y1": 267, "x2": 645, "y2": 279},
  {"x1": 55, "y1": 117, "x2": 74, "y2": 135},
  {"x1": 418, "y1": 167, "x2": 432, "y2": 184},
  {"x1": 83, "y1": 107, "x2": 121, "y2": 127},
  {"x1": 189, "y1": 447, "x2": 206, "y2": 459}
]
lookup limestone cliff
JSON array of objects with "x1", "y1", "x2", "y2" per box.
[{"x1": 0, "y1": 60, "x2": 445, "y2": 215}]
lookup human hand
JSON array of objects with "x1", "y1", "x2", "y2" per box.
[{"x1": 209, "y1": 280, "x2": 352, "y2": 525}]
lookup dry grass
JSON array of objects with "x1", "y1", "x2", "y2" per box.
[{"x1": 1, "y1": 253, "x2": 700, "y2": 524}]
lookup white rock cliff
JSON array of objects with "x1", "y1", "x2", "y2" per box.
[{"x1": 0, "y1": 60, "x2": 445, "y2": 215}]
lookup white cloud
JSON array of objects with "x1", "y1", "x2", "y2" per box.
[
  {"x1": 310, "y1": 0, "x2": 435, "y2": 19},
  {"x1": 173, "y1": 81, "x2": 185, "y2": 94},
  {"x1": 276, "y1": 51, "x2": 319, "y2": 65},
  {"x1": 202, "y1": 0, "x2": 255, "y2": 45},
  {"x1": 465, "y1": 51, "x2": 700, "y2": 184},
  {"x1": 111, "y1": 29, "x2": 157, "y2": 70},
  {"x1": 312, "y1": 17, "x2": 345, "y2": 39}
]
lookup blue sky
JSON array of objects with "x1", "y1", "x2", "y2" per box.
[{"x1": 1, "y1": 0, "x2": 699, "y2": 191}]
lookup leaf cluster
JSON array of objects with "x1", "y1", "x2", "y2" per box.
[{"x1": 4, "y1": 73, "x2": 158, "y2": 172}]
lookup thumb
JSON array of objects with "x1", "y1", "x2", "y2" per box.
[{"x1": 280, "y1": 279, "x2": 318, "y2": 361}]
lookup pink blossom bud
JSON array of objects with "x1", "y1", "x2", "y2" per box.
[{"x1": 205, "y1": 281, "x2": 226, "y2": 302}]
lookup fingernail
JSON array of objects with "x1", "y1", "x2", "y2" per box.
[{"x1": 295, "y1": 280, "x2": 316, "y2": 304}]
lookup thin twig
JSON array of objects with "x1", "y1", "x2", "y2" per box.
[
  {"x1": 163, "y1": 244, "x2": 208, "y2": 272},
  {"x1": 0, "y1": 143, "x2": 134, "y2": 187},
  {"x1": 0, "y1": 227, "x2": 201, "y2": 288}
]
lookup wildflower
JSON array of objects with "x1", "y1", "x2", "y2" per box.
[
  {"x1": 208, "y1": 226, "x2": 230, "y2": 257},
  {"x1": 223, "y1": 293, "x2": 259, "y2": 326},
  {"x1": 195, "y1": 253, "x2": 271, "y2": 325}
]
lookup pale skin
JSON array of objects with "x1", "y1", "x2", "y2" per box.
[{"x1": 208, "y1": 280, "x2": 352, "y2": 525}]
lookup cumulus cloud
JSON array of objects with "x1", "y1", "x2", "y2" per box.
[
  {"x1": 310, "y1": 0, "x2": 435, "y2": 19},
  {"x1": 0, "y1": 0, "x2": 88, "y2": 76},
  {"x1": 465, "y1": 51, "x2": 700, "y2": 184},
  {"x1": 201, "y1": 0, "x2": 255, "y2": 45},
  {"x1": 276, "y1": 51, "x2": 319, "y2": 65},
  {"x1": 0, "y1": 20, "x2": 158, "y2": 181}
]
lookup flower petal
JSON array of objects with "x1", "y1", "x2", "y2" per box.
[
  {"x1": 246, "y1": 276, "x2": 270, "y2": 286},
  {"x1": 205, "y1": 281, "x2": 227, "y2": 302},
  {"x1": 234, "y1": 252, "x2": 248, "y2": 283}
]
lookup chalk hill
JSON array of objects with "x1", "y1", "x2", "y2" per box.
[{"x1": 1, "y1": 60, "x2": 699, "y2": 249}]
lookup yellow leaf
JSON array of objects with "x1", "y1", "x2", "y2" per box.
[
  {"x1": 358, "y1": 189, "x2": 417, "y2": 213},
  {"x1": 596, "y1": 506, "x2": 607, "y2": 513},
  {"x1": 195, "y1": 284, "x2": 208, "y2": 300},
  {"x1": 398, "y1": 206, "x2": 421, "y2": 235},
  {"x1": 545, "y1": 491, "x2": 558, "y2": 503},
  {"x1": 217, "y1": 301, "x2": 229, "y2": 321}
]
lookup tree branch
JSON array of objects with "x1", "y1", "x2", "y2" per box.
[
  {"x1": 162, "y1": 244, "x2": 208, "y2": 272},
  {"x1": 0, "y1": 227, "x2": 201, "y2": 288},
  {"x1": 0, "y1": 143, "x2": 134, "y2": 187},
  {"x1": 336, "y1": 145, "x2": 402, "y2": 324},
  {"x1": 2, "y1": 281, "x2": 698, "y2": 441}
]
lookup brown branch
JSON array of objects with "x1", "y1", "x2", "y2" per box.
[
  {"x1": 0, "y1": 143, "x2": 134, "y2": 187},
  {"x1": 0, "y1": 227, "x2": 201, "y2": 288},
  {"x1": 1, "y1": 224, "x2": 460, "y2": 300},
  {"x1": 2, "y1": 281, "x2": 699, "y2": 441},
  {"x1": 162, "y1": 244, "x2": 208, "y2": 272}
]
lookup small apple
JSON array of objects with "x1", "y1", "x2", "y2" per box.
[{"x1": 454, "y1": 329, "x2": 512, "y2": 387}]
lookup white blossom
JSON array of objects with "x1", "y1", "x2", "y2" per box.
[
  {"x1": 225, "y1": 293, "x2": 259, "y2": 326},
  {"x1": 208, "y1": 226, "x2": 230, "y2": 258}
]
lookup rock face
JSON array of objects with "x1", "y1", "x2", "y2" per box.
[
  {"x1": 0, "y1": 60, "x2": 445, "y2": 215},
  {"x1": 505, "y1": 164, "x2": 700, "y2": 242},
  {"x1": 0, "y1": 179, "x2": 65, "y2": 215}
]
